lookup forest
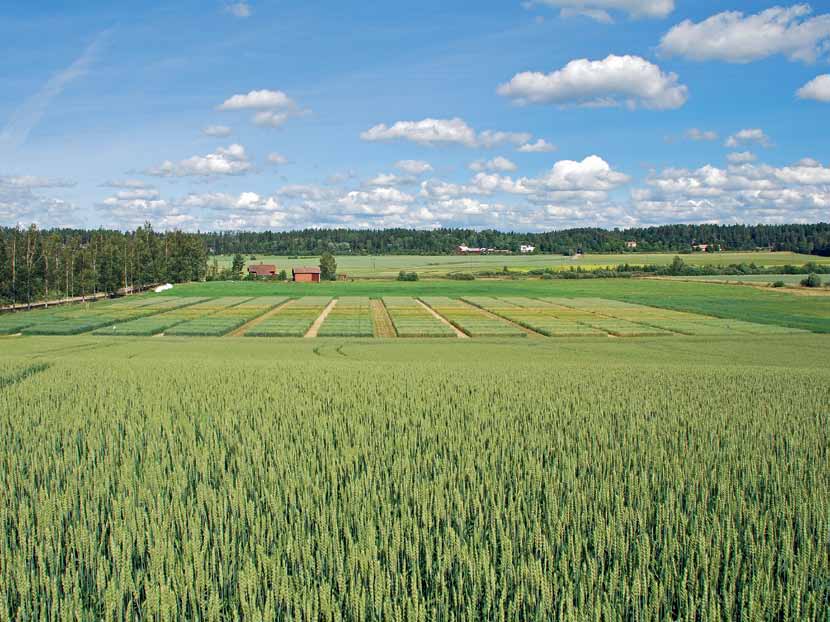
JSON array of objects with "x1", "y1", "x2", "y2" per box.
[
  {"x1": 202, "y1": 223, "x2": 830, "y2": 256},
  {"x1": 0, "y1": 225, "x2": 207, "y2": 306}
]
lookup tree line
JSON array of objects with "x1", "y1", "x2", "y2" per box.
[
  {"x1": 202, "y1": 223, "x2": 830, "y2": 256},
  {"x1": 0, "y1": 224, "x2": 207, "y2": 307}
]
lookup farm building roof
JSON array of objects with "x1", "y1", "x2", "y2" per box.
[
  {"x1": 292, "y1": 267, "x2": 321, "y2": 274},
  {"x1": 248, "y1": 264, "x2": 277, "y2": 275}
]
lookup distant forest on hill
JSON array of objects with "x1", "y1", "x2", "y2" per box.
[{"x1": 203, "y1": 223, "x2": 830, "y2": 256}]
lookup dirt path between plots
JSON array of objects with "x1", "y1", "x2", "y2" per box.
[
  {"x1": 415, "y1": 299, "x2": 469, "y2": 339},
  {"x1": 370, "y1": 300, "x2": 397, "y2": 338},
  {"x1": 305, "y1": 299, "x2": 338, "y2": 338},
  {"x1": 227, "y1": 300, "x2": 293, "y2": 337},
  {"x1": 459, "y1": 300, "x2": 547, "y2": 339}
]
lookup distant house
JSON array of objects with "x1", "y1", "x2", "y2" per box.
[
  {"x1": 248, "y1": 264, "x2": 277, "y2": 277},
  {"x1": 519, "y1": 244, "x2": 536, "y2": 254},
  {"x1": 456, "y1": 245, "x2": 510, "y2": 255},
  {"x1": 293, "y1": 267, "x2": 321, "y2": 283},
  {"x1": 625, "y1": 240, "x2": 638, "y2": 249}
]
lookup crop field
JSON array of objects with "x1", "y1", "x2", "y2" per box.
[
  {"x1": 164, "y1": 296, "x2": 287, "y2": 336},
  {"x1": 214, "y1": 250, "x2": 830, "y2": 277},
  {"x1": 245, "y1": 296, "x2": 332, "y2": 337},
  {"x1": 92, "y1": 297, "x2": 248, "y2": 336},
  {"x1": 382, "y1": 297, "x2": 457, "y2": 337},
  {"x1": 0, "y1": 335, "x2": 828, "y2": 620},
  {"x1": 317, "y1": 297, "x2": 373, "y2": 337},
  {"x1": 0, "y1": 297, "x2": 193, "y2": 336},
  {"x1": 463, "y1": 296, "x2": 608, "y2": 337},
  {"x1": 420, "y1": 296, "x2": 527, "y2": 337}
]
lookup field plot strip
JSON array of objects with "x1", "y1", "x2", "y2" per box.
[
  {"x1": 317, "y1": 297, "x2": 373, "y2": 337},
  {"x1": 420, "y1": 297, "x2": 526, "y2": 338},
  {"x1": 537, "y1": 298, "x2": 676, "y2": 337},
  {"x1": 370, "y1": 300, "x2": 396, "y2": 338},
  {"x1": 165, "y1": 297, "x2": 288, "y2": 336},
  {"x1": 464, "y1": 297, "x2": 607, "y2": 337},
  {"x1": 244, "y1": 296, "x2": 332, "y2": 337},
  {"x1": 382, "y1": 297, "x2": 459, "y2": 338},
  {"x1": 542, "y1": 298, "x2": 809, "y2": 337},
  {"x1": 19, "y1": 296, "x2": 206, "y2": 336},
  {"x1": 92, "y1": 297, "x2": 248, "y2": 336}
]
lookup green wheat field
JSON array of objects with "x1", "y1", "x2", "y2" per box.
[{"x1": 1, "y1": 278, "x2": 829, "y2": 619}]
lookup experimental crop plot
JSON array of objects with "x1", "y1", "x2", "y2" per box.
[
  {"x1": 244, "y1": 296, "x2": 332, "y2": 337},
  {"x1": 381, "y1": 297, "x2": 456, "y2": 337},
  {"x1": 164, "y1": 297, "x2": 288, "y2": 336},
  {"x1": 464, "y1": 297, "x2": 608, "y2": 337},
  {"x1": 421, "y1": 297, "x2": 526, "y2": 338},
  {"x1": 317, "y1": 297, "x2": 373, "y2": 337},
  {"x1": 92, "y1": 297, "x2": 247, "y2": 336},
  {"x1": 20, "y1": 297, "x2": 203, "y2": 336}
]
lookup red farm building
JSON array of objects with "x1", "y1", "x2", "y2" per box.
[
  {"x1": 248, "y1": 264, "x2": 277, "y2": 277},
  {"x1": 292, "y1": 267, "x2": 321, "y2": 283}
]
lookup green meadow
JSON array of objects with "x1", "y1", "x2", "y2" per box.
[{"x1": 215, "y1": 250, "x2": 830, "y2": 277}]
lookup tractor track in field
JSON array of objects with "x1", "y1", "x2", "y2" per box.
[
  {"x1": 370, "y1": 300, "x2": 397, "y2": 338},
  {"x1": 305, "y1": 299, "x2": 338, "y2": 338},
  {"x1": 415, "y1": 299, "x2": 469, "y2": 339},
  {"x1": 227, "y1": 299, "x2": 293, "y2": 337}
]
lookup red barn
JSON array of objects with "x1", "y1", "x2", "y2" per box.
[
  {"x1": 292, "y1": 267, "x2": 321, "y2": 283},
  {"x1": 248, "y1": 264, "x2": 277, "y2": 277}
]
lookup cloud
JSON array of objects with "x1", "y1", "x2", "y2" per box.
[
  {"x1": 469, "y1": 156, "x2": 518, "y2": 172},
  {"x1": 218, "y1": 89, "x2": 307, "y2": 128},
  {"x1": 225, "y1": 2, "x2": 252, "y2": 18},
  {"x1": 101, "y1": 179, "x2": 152, "y2": 189},
  {"x1": 0, "y1": 175, "x2": 76, "y2": 189},
  {"x1": 367, "y1": 173, "x2": 416, "y2": 187},
  {"x1": 725, "y1": 129, "x2": 772, "y2": 148},
  {"x1": 203, "y1": 125, "x2": 232, "y2": 137},
  {"x1": 498, "y1": 55, "x2": 688, "y2": 110},
  {"x1": 797, "y1": 74, "x2": 830, "y2": 101},
  {"x1": 267, "y1": 153, "x2": 288, "y2": 165},
  {"x1": 659, "y1": 5, "x2": 830, "y2": 63},
  {"x1": 360, "y1": 117, "x2": 537, "y2": 149},
  {"x1": 631, "y1": 158, "x2": 830, "y2": 224},
  {"x1": 394, "y1": 160, "x2": 433, "y2": 174},
  {"x1": 0, "y1": 30, "x2": 110, "y2": 152},
  {"x1": 517, "y1": 139, "x2": 556, "y2": 152},
  {"x1": 685, "y1": 128, "x2": 718, "y2": 141},
  {"x1": 145, "y1": 144, "x2": 252, "y2": 177},
  {"x1": 0, "y1": 183, "x2": 80, "y2": 227},
  {"x1": 218, "y1": 89, "x2": 295, "y2": 111},
  {"x1": 727, "y1": 151, "x2": 757, "y2": 163},
  {"x1": 528, "y1": 0, "x2": 674, "y2": 20}
]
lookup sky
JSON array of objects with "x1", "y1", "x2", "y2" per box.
[{"x1": 0, "y1": 0, "x2": 829, "y2": 232}]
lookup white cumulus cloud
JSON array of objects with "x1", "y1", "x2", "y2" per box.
[
  {"x1": 218, "y1": 89, "x2": 295, "y2": 111},
  {"x1": 517, "y1": 139, "x2": 556, "y2": 152},
  {"x1": 394, "y1": 160, "x2": 433, "y2": 175},
  {"x1": 469, "y1": 156, "x2": 518, "y2": 172},
  {"x1": 497, "y1": 55, "x2": 688, "y2": 110},
  {"x1": 727, "y1": 152, "x2": 757, "y2": 163},
  {"x1": 360, "y1": 117, "x2": 537, "y2": 149},
  {"x1": 725, "y1": 129, "x2": 772, "y2": 148},
  {"x1": 145, "y1": 144, "x2": 251, "y2": 177},
  {"x1": 797, "y1": 74, "x2": 830, "y2": 101},
  {"x1": 659, "y1": 5, "x2": 830, "y2": 63}
]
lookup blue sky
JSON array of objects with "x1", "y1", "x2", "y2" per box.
[{"x1": 1, "y1": 0, "x2": 829, "y2": 231}]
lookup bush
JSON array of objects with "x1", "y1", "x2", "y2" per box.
[
  {"x1": 801, "y1": 274, "x2": 822, "y2": 288},
  {"x1": 446, "y1": 272, "x2": 475, "y2": 281},
  {"x1": 397, "y1": 271, "x2": 419, "y2": 282},
  {"x1": 540, "y1": 273, "x2": 554, "y2": 280},
  {"x1": 771, "y1": 281, "x2": 786, "y2": 288}
]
